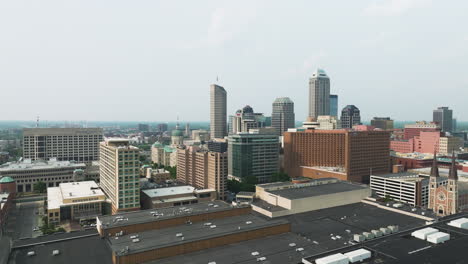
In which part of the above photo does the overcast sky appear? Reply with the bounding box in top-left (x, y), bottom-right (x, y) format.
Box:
top-left (1, 0), bottom-right (467, 122)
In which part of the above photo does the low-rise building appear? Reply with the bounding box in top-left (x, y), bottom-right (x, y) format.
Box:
top-left (47, 181), bottom-right (106, 224)
top-left (0, 158), bottom-right (88, 192)
top-left (145, 168), bottom-right (171, 184)
top-left (0, 176), bottom-right (16, 228)
top-left (140, 185), bottom-right (216, 209)
top-left (251, 178), bottom-right (370, 217)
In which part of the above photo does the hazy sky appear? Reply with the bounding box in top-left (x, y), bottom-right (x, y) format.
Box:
top-left (1, 0), bottom-right (467, 122)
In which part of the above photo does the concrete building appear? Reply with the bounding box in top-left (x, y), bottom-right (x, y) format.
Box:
top-left (403, 121), bottom-right (440, 140)
top-left (0, 176), bottom-right (16, 229)
top-left (340, 105), bottom-right (361, 129)
top-left (251, 178), bottom-right (370, 218)
top-left (284, 129), bottom-right (390, 183)
top-left (316, 115), bottom-right (340, 130)
top-left (309, 69), bottom-right (330, 119)
top-left (272, 97), bottom-right (295, 135)
top-left (22, 128), bottom-right (103, 162)
top-left (177, 146), bottom-right (228, 199)
top-left (145, 168), bottom-right (171, 184)
top-left (210, 84), bottom-right (227, 139)
top-left (228, 131), bottom-right (280, 183)
top-left (157, 123), bottom-right (168, 132)
top-left (0, 159), bottom-right (88, 192)
top-left (433, 106), bottom-right (453, 132)
top-left (370, 171), bottom-right (447, 207)
top-left (137, 124), bottom-right (149, 132)
top-left (191, 129), bottom-right (210, 142)
top-left (100, 139), bottom-right (140, 214)
top-left (329, 94), bottom-right (338, 117)
top-left (170, 123), bottom-right (184, 146)
top-left (390, 131), bottom-right (463, 155)
top-left (207, 139), bottom-right (228, 153)
top-left (229, 105), bottom-right (267, 134)
top-left (140, 185), bottom-right (216, 209)
top-left (47, 181), bottom-right (106, 224)
top-left (371, 117), bottom-right (394, 130)
top-left (151, 142), bottom-right (177, 167)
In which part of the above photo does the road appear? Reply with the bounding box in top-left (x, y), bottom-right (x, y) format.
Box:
top-left (5, 201), bottom-right (43, 240)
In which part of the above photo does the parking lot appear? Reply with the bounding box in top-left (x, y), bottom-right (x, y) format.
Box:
top-left (5, 201), bottom-right (43, 240)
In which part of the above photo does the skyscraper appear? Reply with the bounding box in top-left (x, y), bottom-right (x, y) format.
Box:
top-left (308, 69), bottom-right (330, 119)
top-left (433, 107), bottom-right (453, 132)
top-left (100, 139), bottom-right (140, 214)
top-left (272, 97), bottom-right (295, 136)
top-left (210, 84), bottom-right (227, 139)
top-left (329, 94), bottom-right (338, 117)
top-left (371, 117), bottom-right (394, 130)
top-left (340, 105), bottom-right (361, 129)
top-left (230, 105), bottom-right (266, 134)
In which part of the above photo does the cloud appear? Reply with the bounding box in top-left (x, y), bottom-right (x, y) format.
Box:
top-left (364, 0), bottom-right (431, 16)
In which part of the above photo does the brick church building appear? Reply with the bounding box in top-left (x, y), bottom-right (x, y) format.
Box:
top-left (428, 152), bottom-right (468, 216)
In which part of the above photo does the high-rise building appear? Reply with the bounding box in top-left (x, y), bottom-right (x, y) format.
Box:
top-left (433, 107), bottom-right (453, 132)
top-left (230, 105), bottom-right (267, 134)
top-left (210, 84), bottom-right (227, 139)
top-left (371, 117), bottom-right (394, 130)
top-left (272, 97), bottom-right (295, 136)
top-left (284, 129), bottom-right (390, 183)
top-left (138, 124), bottom-right (149, 132)
top-left (308, 69), bottom-right (330, 119)
top-left (184, 123), bottom-right (190, 138)
top-left (329, 94), bottom-right (338, 117)
top-left (22, 128), bottom-right (103, 162)
top-left (100, 139), bottom-right (140, 214)
top-left (340, 105), bottom-right (361, 129)
top-left (228, 131), bottom-right (280, 183)
top-left (157, 123), bottom-right (168, 133)
top-left (452, 118), bottom-right (457, 132)
top-left (176, 146), bottom-right (228, 199)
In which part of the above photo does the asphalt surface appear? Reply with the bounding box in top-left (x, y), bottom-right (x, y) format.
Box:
top-left (6, 201), bottom-right (43, 240)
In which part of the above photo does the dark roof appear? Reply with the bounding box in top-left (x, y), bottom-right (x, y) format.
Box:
top-left (430, 151), bottom-right (440, 177)
top-left (269, 181), bottom-right (367, 200)
top-left (108, 214), bottom-right (289, 256)
top-left (449, 151), bottom-right (458, 180)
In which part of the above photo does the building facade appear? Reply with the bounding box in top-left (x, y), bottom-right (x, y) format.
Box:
top-left (271, 97), bottom-right (295, 136)
top-left (371, 117), bottom-right (394, 130)
top-left (329, 94), bottom-right (338, 117)
top-left (23, 128), bottom-right (103, 162)
top-left (340, 105), bottom-right (361, 129)
top-left (284, 129), bottom-right (390, 183)
top-left (0, 159), bottom-right (87, 192)
top-left (229, 105), bottom-right (267, 134)
top-left (433, 107), bottom-right (453, 132)
top-left (308, 69), bottom-right (330, 119)
top-left (100, 139), bottom-right (140, 214)
top-left (210, 84), bottom-right (227, 139)
top-left (227, 131), bottom-right (280, 183)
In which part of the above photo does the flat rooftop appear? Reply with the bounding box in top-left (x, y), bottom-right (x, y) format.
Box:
top-left (0, 159), bottom-right (86, 171)
top-left (410, 167), bottom-right (468, 180)
top-left (257, 178), bottom-right (336, 189)
top-left (141, 185), bottom-right (195, 198)
top-left (108, 214), bottom-right (289, 256)
top-left (97, 201), bottom-right (243, 229)
top-left (47, 181), bottom-right (105, 210)
top-left (269, 181), bottom-right (368, 200)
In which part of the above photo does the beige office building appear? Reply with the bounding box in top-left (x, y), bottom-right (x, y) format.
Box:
top-left (100, 139), bottom-right (140, 214)
top-left (210, 84), bottom-right (227, 139)
top-left (177, 146), bottom-right (228, 200)
top-left (23, 128), bottom-right (103, 162)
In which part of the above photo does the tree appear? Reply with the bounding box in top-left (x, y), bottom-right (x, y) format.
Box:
top-left (227, 176), bottom-right (258, 194)
top-left (270, 172), bottom-right (290, 182)
top-left (34, 181), bottom-right (47, 193)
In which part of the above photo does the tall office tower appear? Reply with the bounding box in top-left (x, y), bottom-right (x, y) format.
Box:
top-left (184, 123), bottom-right (191, 138)
top-left (272, 97), bottom-right (295, 136)
top-left (433, 107), bottom-right (453, 132)
top-left (308, 69), bottom-right (330, 119)
top-left (371, 117), bottom-right (394, 130)
top-left (138, 124), bottom-right (149, 132)
top-left (210, 84), bottom-right (227, 139)
top-left (157, 123), bottom-right (168, 133)
top-left (453, 118), bottom-right (457, 132)
top-left (284, 129), bottom-right (390, 183)
top-left (230, 105), bottom-right (267, 134)
top-left (22, 128), bottom-right (103, 162)
top-left (100, 139), bottom-right (140, 214)
top-left (227, 131), bottom-right (280, 183)
top-left (176, 146), bottom-right (227, 199)
top-left (329, 94), bottom-right (338, 117)
top-left (340, 105), bottom-right (361, 129)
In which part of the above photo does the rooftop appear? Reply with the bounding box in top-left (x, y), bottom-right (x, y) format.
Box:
top-left (0, 159), bottom-right (86, 172)
top-left (97, 201), bottom-right (241, 229)
top-left (141, 185), bottom-right (195, 198)
top-left (108, 214), bottom-right (289, 256)
top-left (410, 167), bottom-right (468, 180)
top-left (47, 181), bottom-right (105, 210)
top-left (268, 181), bottom-right (368, 200)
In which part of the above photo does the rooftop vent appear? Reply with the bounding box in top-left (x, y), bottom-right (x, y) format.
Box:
top-left (251, 252), bottom-right (260, 256)
top-left (52, 250), bottom-right (60, 256)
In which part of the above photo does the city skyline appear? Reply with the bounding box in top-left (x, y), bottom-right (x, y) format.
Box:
top-left (1, 1), bottom-right (468, 122)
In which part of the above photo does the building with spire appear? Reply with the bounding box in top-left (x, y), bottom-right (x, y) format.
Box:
top-left (428, 151), bottom-right (468, 216)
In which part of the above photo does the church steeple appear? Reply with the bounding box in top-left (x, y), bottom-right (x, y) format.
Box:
top-left (430, 150), bottom-right (439, 177)
top-left (449, 150), bottom-right (458, 180)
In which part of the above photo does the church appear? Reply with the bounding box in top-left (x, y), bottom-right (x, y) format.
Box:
top-left (428, 152), bottom-right (468, 216)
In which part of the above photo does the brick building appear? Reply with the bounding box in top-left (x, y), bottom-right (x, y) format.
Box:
top-left (284, 129), bottom-right (390, 183)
